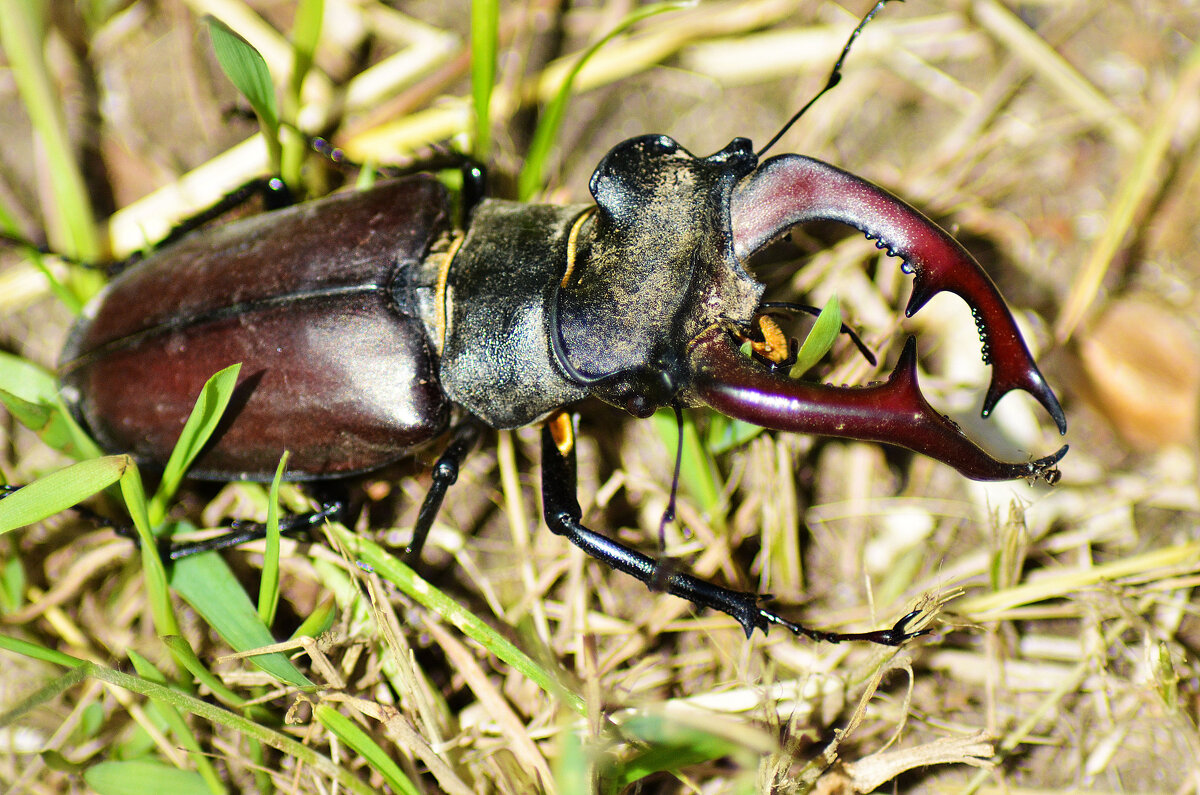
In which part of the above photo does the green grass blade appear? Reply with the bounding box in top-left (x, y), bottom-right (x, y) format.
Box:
top-left (0, 353), bottom-right (100, 457)
top-left (0, 388), bottom-right (53, 438)
top-left (49, 397), bottom-right (105, 460)
top-left (160, 635), bottom-right (255, 713)
top-left (85, 760), bottom-right (213, 795)
top-left (329, 523), bottom-right (585, 716)
top-left (556, 729), bottom-right (589, 793)
top-left (289, 0), bottom-right (324, 95)
top-left (0, 352), bottom-right (103, 459)
top-left (704, 296), bottom-right (844, 456)
top-left (0, 350), bottom-right (61, 404)
top-left (120, 464), bottom-right (179, 637)
top-left (0, 0), bottom-right (99, 269)
top-left (518, 1), bottom-right (687, 200)
top-left (0, 456), bottom-right (130, 534)
top-left (470, 0), bottom-right (499, 159)
top-left (150, 364), bottom-right (242, 526)
top-left (704, 416), bottom-right (765, 454)
top-left (171, 552), bottom-right (314, 689)
top-left (291, 596), bottom-right (336, 640)
top-left (607, 714), bottom-right (749, 792)
top-left (789, 294), bottom-right (842, 379)
top-left (258, 452), bottom-right (289, 626)
top-left (651, 410), bottom-right (724, 529)
top-left (0, 664), bottom-right (87, 728)
top-left (0, 633), bottom-right (86, 669)
top-left (3, 663), bottom-right (373, 793)
top-left (205, 16), bottom-right (282, 175)
top-left (0, 204), bottom-right (84, 312)
top-left (0, 557), bottom-right (26, 614)
top-left (127, 650), bottom-right (227, 795)
top-left (314, 704), bottom-right (420, 795)
top-left (281, 0), bottom-right (324, 188)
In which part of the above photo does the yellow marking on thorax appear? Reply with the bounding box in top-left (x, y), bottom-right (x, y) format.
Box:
top-left (560, 207), bottom-right (596, 288)
top-left (434, 232), bottom-right (466, 355)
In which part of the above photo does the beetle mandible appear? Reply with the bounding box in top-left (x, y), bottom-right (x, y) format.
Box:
top-left (56, 3), bottom-right (1067, 644)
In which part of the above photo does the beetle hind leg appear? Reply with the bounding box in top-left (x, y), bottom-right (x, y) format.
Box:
top-left (540, 416), bottom-right (922, 644)
top-left (166, 499), bottom-right (345, 560)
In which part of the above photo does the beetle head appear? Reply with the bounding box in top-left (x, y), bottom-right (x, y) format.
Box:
top-left (554, 134), bottom-right (1067, 482)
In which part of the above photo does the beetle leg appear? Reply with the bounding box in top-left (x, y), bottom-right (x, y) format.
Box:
top-left (163, 415), bottom-right (478, 561)
top-left (407, 421), bottom-right (482, 558)
top-left (309, 138), bottom-right (487, 227)
top-left (164, 501), bottom-right (345, 560)
top-left (540, 414), bottom-right (925, 643)
top-left (141, 176), bottom-right (294, 268)
top-left (731, 154), bottom-right (1066, 435)
top-left (3, 176), bottom-right (298, 276)
top-left (690, 326), bottom-right (1066, 482)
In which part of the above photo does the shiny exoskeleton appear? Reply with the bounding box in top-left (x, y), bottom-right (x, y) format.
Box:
top-left (58, 128), bottom-right (1066, 643)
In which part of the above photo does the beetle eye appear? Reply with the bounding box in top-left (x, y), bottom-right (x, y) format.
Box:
top-left (618, 364), bottom-right (678, 418)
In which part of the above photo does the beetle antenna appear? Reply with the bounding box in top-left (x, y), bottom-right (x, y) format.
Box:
top-left (756, 0), bottom-right (895, 159)
top-left (657, 404), bottom-right (686, 551)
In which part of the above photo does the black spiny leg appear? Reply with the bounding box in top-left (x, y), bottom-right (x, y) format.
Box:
top-left (167, 420), bottom-right (479, 561)
top-left (407, 422), bottom-right (481, 558)
top-left (165, 495), bottom-right (346, 560)
top-left (540, 413), bottom-right (927, 645)
top-left (308, 138), bottom-right (487, 228)
top-left (1, 482), bottom-right (345, 560)
top-left (0, 175), bottom-right (293, 277)
top-left (151, 176), bottom-right (294, 252)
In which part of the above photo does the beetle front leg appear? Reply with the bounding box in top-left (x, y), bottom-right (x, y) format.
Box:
top-left (731, 154), bottom-right (1067, 435)
top-left (407, 421), bottom-right (482, 558)
top-left (689, 327), bottom-right (1066, 482)
top-left (540, 414), bottom-right (924, 644)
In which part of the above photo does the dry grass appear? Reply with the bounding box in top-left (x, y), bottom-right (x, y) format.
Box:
top-left (2, 1), bottom-right (1199, 793)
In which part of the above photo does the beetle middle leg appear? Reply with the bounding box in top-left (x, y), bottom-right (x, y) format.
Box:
top-left (309, 138), bottom-right (488, 227)
top-left (144, 176), bottom-right (294, 261)
top-left (153, 418), bottom-right (477, 560)
top-left (540, 413), bottom-right (924, 645)
top-left (0, 175), bottom-right (294, 279)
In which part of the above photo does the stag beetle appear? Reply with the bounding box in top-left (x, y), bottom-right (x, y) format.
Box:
top-left (53, 5), bottom-right (1067, 644)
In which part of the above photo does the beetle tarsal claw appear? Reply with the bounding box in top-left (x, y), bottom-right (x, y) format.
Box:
top-left (757, 602), bottom-right (929, 646)
top-left (690, 328), bottom-right (1064, 482)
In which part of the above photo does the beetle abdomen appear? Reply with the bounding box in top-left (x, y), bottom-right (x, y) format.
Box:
top-left (60, 178), bottom-right (454, 480)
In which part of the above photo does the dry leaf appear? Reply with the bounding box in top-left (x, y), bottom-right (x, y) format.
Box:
top-left (1078, 297), bottom-right (1200, 450)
